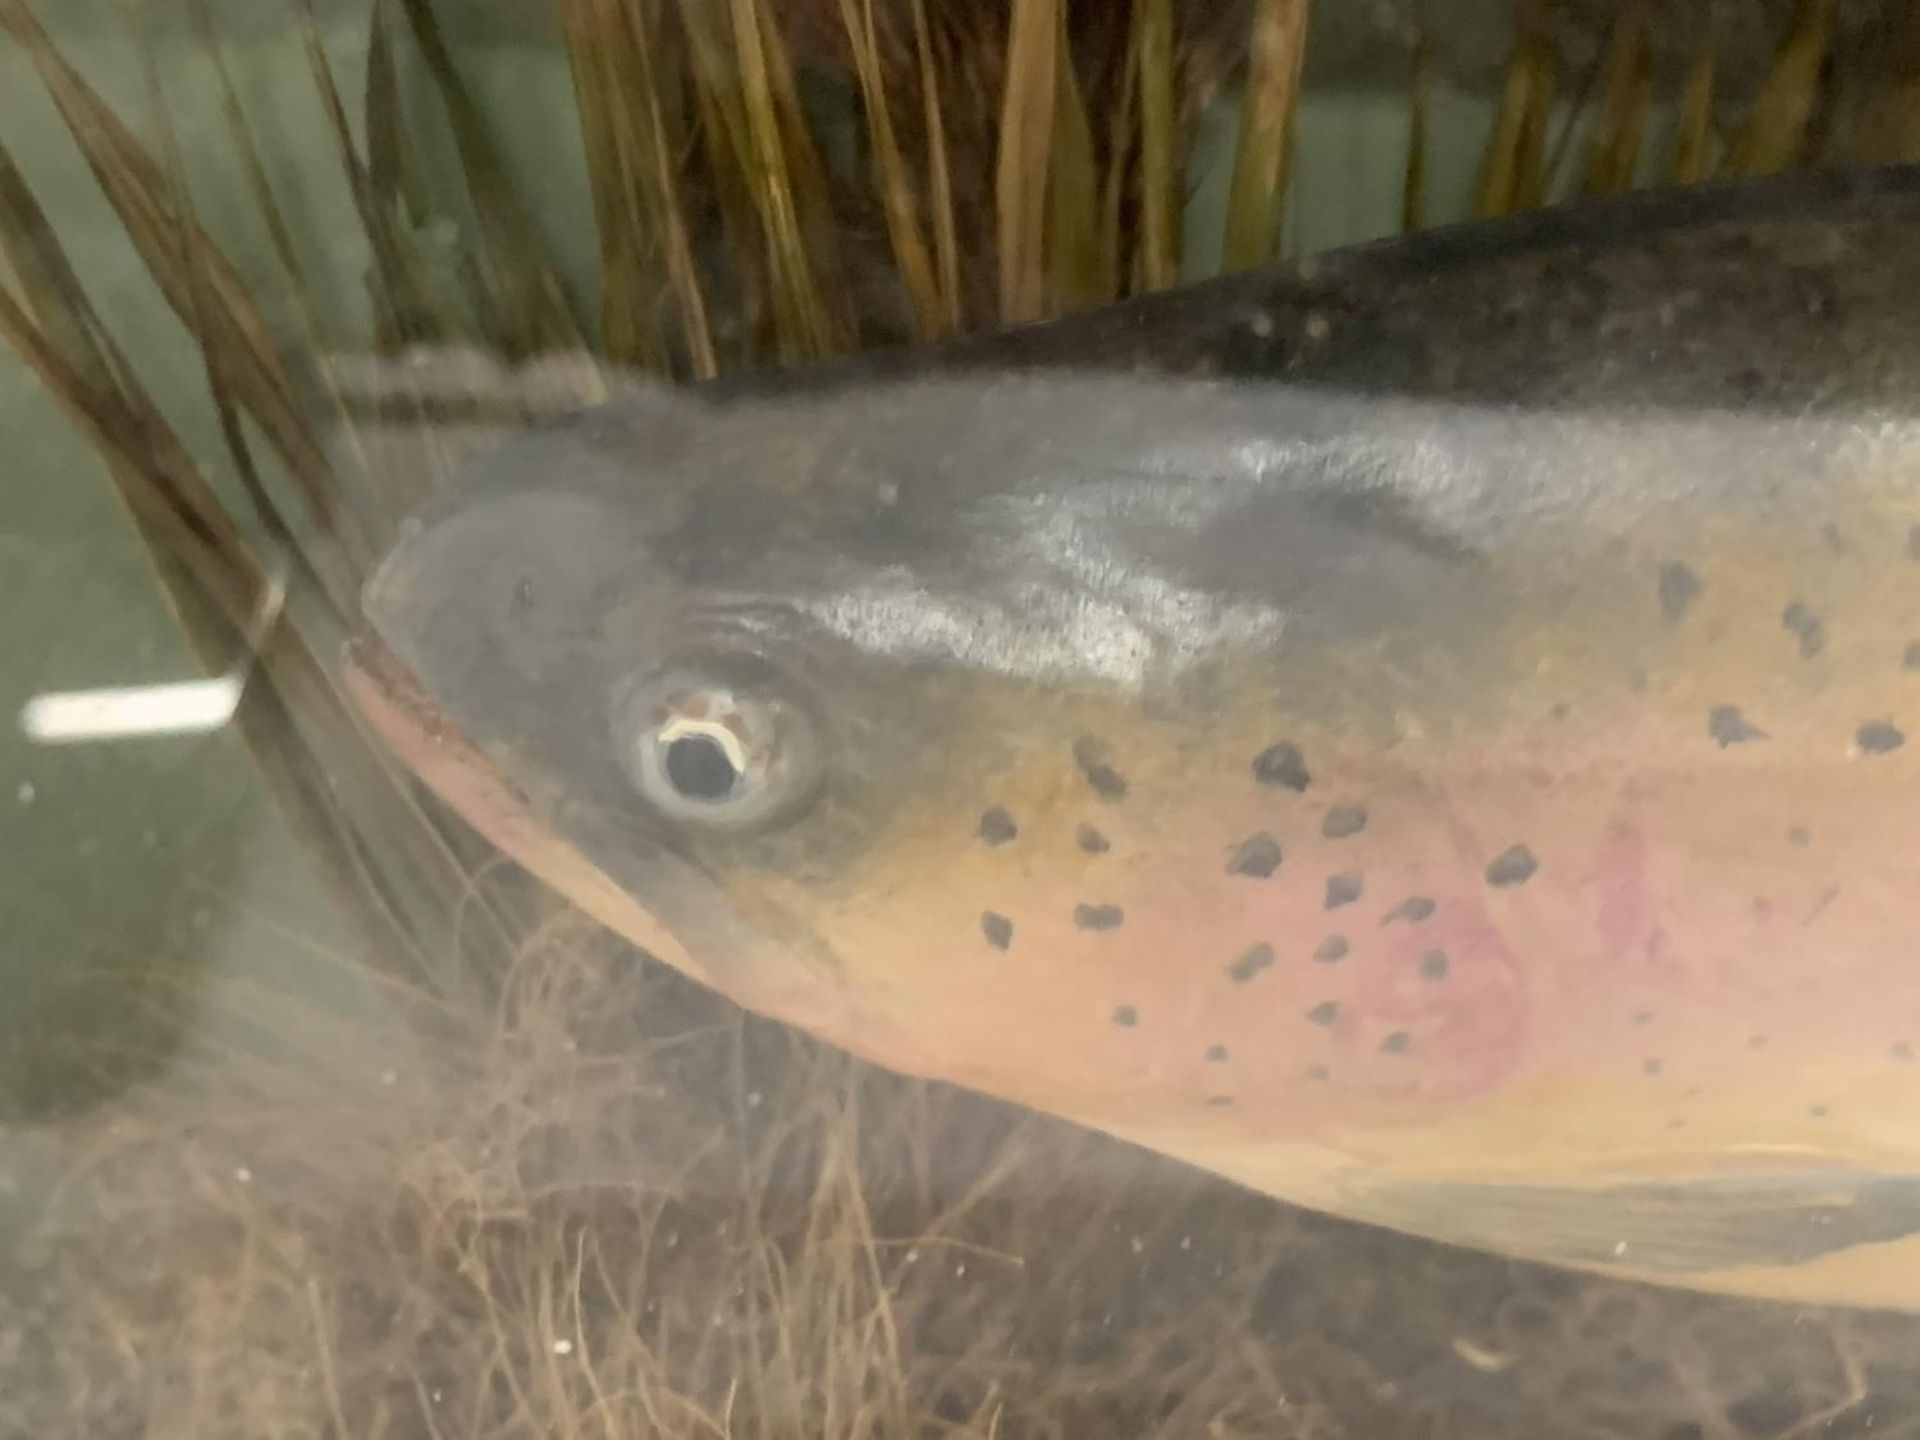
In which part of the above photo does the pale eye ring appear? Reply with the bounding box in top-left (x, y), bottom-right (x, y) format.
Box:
top-left (616, 665), bottom-right (820, 831)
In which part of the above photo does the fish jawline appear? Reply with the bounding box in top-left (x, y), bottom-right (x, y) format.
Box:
top-left (339, 634), bottom-right (707, 984)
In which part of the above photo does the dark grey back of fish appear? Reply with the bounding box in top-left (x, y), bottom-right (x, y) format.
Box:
top-left (376, 166), bottom-right (1920, 766)
top-left (716, 165), bottom-right (1920, 415)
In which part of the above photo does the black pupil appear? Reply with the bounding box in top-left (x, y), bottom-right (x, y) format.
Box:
top-left (664, 733), bottom-right (740, 802)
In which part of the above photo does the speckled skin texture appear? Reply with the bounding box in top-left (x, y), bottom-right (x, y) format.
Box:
top-left (354, 167), bottom-right (1920, 1309)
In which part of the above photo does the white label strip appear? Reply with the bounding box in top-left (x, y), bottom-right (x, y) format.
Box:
top-left (19, 676), bottom-right (243, 744)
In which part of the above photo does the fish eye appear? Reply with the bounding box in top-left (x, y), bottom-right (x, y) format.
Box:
top-left (615, 663), bottom-right (821, 831)
top-left (662, 730), bottom-right (741, 802)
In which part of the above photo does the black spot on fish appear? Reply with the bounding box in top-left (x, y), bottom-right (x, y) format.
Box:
top-left (1321, 804), bottom-right (1368, 839)
top-left (1485, 844), bottom-right (1539, 888)
top-left (1205, 1043), bottom-right (1230, 1063)
top-left (1074, 738), bottom-right (1129, 800)
top-left (1858, 721), bottom-right (1906, 754)
top-left (1782, 602), bottom-right (1826, 659)
top-left (1205, 1095), bottom-right (1236, 1108)
top-left (1909, 523), bottom-right (1920, 560)
top-left (981, 913), bottom-right (1013, 950)
top-left (1306, 1064), bottom-right (1330, 1082)
top-left (1730, 366), bottom-right (1765, 401)
top-left (1074, 903), bottom-right (1124, 932)
top-left (1709, 704), bottom-right (1768, 746)
top-left (1380, 1031), bottom-right (1412, 1055)
top-left (1313, 935), bottom-right (1349, 964)
top-left (1810, 1104), bottom-right (1829, 1119)
top-left (1384, 895), bottom-right (1436, 925)
top-left (1253, 742), bottom-right (1311, 792)
top-left (1325, 872), bottom-right (1363, 909)
top-left (1788, 826), bottom-right (1811, 848)
top-left (978, 807), bottom-right (1017, 846)
top-left (1228, 944), bottom-right (1276, 984)
top-left (1905, 642), bottom-right (1920, 673)
top-left (1307, 1001), bottom-right (1340, 1027)
top-left (1420, 949), bottom-right (1449, 979)
top-left (1894, 1041), bottom-right (1914, 1063)
top-left (1076, 824), bottom-right (1111, 854)
top-left (1631, 1009), bottom-right (1655, 1026)
top-left (1822, 523), bottom-right (1850, 555)
top-left (1644, 1058), bottom-right (1664, 1076)
top-left (1749, 1034), bottom-right (1770, 1050)
top-left (1658, 562), bottom-right (1702, 622)
top-left (1112, 1005), bottom-right (1139, 1028)
top-left (1226, 832), bottom-right (1283, 878)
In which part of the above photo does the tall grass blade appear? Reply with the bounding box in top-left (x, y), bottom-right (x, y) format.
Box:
top-left (1132, 0), bottom-right (1180, 290)
top-left (392, 0), bottom-right (584, 355)
top-left (557, 0), bottom-right (648, 367)
top-left (1814, 4), bottom-right (1920, 165)
top-left (365, 3), bottom-right (432, 232)
top-left (138, 35), bottom-right (308, 577)
top-left (626, 0), bottom-right (719, 377)
top-left (1670, 9), bottom-right (1721, 182)
top-left (1474, 1), bottom-right (1557, 216)
top-left (910, 0), bottom-right (962, 333)
top-left (677, 0), bottom-right (776, 362)
top-left (747, 0), bottom-right (853, 347)
top-left (729, 0), bottom-right (840, 358)
top-left (1582, 2), bottom-right (1650, 195)
top-left (1101, 16), bottom-right (1140, 299)
top-left (1511, 14), bottom-right (1558, 210)
top-left (287, 0), bottom-right (458, 351)
top-left (557, 0), bottom-right (710, 375)
top-left (1873, 17), bottom-right (1920, 162)
top-left (367, 0), bottom-right (511, 354)
top-left (997, 0), bottom-right (1058, 322)
top-left (679, 0), bottom-right (839, 361)
top-left (839, 0), bottom-right (946, 338)
top-left (0, 271), bottom-right (429, 980)
top-left (1726, 0), bottom-right (1834, 177)
top-left (0, 298), bottom-right (507, 1010)
top-left (0, 18), bottom-right (523, 1005)
top-left (1046, 2), bottom-right (1107, 312)
top-left (1475, 29), bottom-right (1532, 212)
top-left (0, 148), bottom-right (218, 546)
top-left (0, 0), bottom-right (360, 577)
top-left (185, 0), bottom-right (330, 352)
top-left (1402, 28), bottom-right (1431, 233)
top-left (1220, 0), bottom-right (1309, 271)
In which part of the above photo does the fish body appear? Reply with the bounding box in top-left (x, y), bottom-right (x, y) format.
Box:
top-left (350, 167), bottom-right (1920, 1310)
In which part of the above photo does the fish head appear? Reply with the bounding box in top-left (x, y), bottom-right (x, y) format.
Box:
top-left (349, 370), bottom-right (1526, 1140)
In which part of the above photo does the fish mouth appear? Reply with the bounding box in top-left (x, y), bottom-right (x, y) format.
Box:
top-left (340, 633), bottom-right (708, 983)
top-left (341, 633), bottom-right (888, 1049)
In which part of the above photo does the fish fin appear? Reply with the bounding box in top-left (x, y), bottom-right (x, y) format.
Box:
top-left (1344, 1172), bottom-right (1920, 1276)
